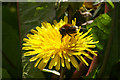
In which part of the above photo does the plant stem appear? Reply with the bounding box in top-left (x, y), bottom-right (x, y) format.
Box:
top-left (68, 5), bottom-right (73, 24)
top-left (59, 67), bottom-right (66, 80)
top-left (17, 2), bottom-right (22, 48)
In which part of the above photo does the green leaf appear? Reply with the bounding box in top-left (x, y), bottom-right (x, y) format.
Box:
top-left (86, 14), bottom-right (111, 50)
top-left (2, 5), bottom-right (21, 78)
top-left (68, 2), bottom-right (83, 14)
top-left (96, 3), bottom-right (120, 79)
top-left (100, 2), bottom-right (120, 78)
top-left (22, 56), bottom-right (46, 78)
top-left (0, 68), bottom-right (1, 79)
top-left (106, 0), bottom-right (115, 8)
top-left (2, 68), bottom-right (11, 78)
top-left (55, 2), bottom-right (68, 19)
top-left (19, 2), bottom-right (56, 40)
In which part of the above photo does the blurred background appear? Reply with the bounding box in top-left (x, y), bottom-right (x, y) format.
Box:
top-left (2, 2), bottom-right (120, 80)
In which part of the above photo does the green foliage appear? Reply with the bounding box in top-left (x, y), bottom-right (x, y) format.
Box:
top-left (86, 14), bottom-right (111, 50)
top-left (106, 0), bottom-right (115, 8)
top-left (2, 4), bottom-right (21, 78)
top-left (99, 3), bottom-right (120, 78)
top-left (86, 3), bottom-right (120, 79)
top-left (19, 2), bottom-right (56, 40)
top-left (2, 68), bottom-right (11, 78)
top-left (22, 56), bottom-right (46, 78)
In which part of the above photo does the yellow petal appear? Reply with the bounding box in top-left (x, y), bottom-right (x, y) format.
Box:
top-left (64, 16), bottom-right (68, 24)
top-left (22, 43), bottom-right (30, 46)
top-left (51, 54), bottom-right (55, 58)
top-left (36, 26), bottom-right (41, 31)
top-left (27, 34), bottom-right (33, 38)
top-left (72, 18), bottom-right (76, 26)
top-left (86, 49), bottom-right (97, 56)
top-left (63, 54), bottom-right (66, 59)
top-left (23, 38), bottom-right (29, 42)
top-left (48, 54), bottom-right (58, 69)
top-left (85, 45), bottom-right (96, 48)
top-left (43, 56), bottom-right (51, 63)
top-left (76, 55), bottom-right (89, 66)
top-left (65, 59), bottom-right (71, 70)
top-left (41, 21), bottom-right (48, 28)
top-left (24, 51), bottom-right (39, 56)
top-left (38, 60), bottom-right (47, 70)
top-left (54, 55), bottom-right (58, 66)
top-left (69, 52), bottom-right (82, 55)
top-left (48, 58), bottom-right (55, 69)
top-left (29, 53), bottom-right (42, 62)
top-left (30, 29), bottom-right (38, 34)
top-left (56, 56), bottom-right (60, 70)
top-left (34, 58), bottom-right (42, 67)
top-left (61, 57), bottom-right (64, 67)
top-left (47, 23), bottom-right (52, 29)
top-left (79, 28), bottom-right (92, 39)
top-left (63, 54), bottom-right (70, 62)
top-left (53, 20), bottom-right (57, 25)
top-left (69, 56), bottom-right (79, 70)
top-left (22, 47), bottom-right (33, 50)
top-left (80, 51), bottom-right (93, 60)
top-left (80, 56), bottom-right (89, 66)
top-left (58, 51), bottom-right (62, 58)
top-left (85, 41), bottom-right (99, 44)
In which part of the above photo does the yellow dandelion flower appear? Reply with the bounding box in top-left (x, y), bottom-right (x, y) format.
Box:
top-left (22, 16), bottom-right (99, 71)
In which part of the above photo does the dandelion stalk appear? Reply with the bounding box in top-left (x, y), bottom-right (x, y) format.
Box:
top-left (59, 67), bottom-right (66, 80)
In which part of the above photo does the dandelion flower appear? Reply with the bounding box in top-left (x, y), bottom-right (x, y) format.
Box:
top-left (22, 16), bottom-right (99, 71)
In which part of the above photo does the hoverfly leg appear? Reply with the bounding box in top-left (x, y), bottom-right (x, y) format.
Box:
top-left (68, 33), bottom-right (72, 37)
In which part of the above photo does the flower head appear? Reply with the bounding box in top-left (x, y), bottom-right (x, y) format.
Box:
top-left (22, 16), bottom-right (99, 71)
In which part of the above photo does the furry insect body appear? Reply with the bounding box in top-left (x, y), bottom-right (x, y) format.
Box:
top-left (59, 24), bottom-right (79, 37)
